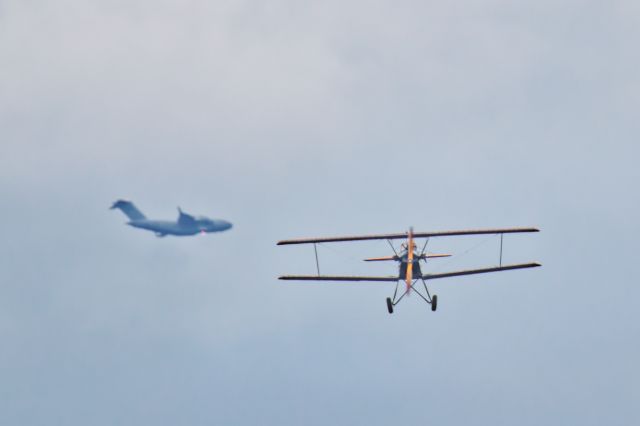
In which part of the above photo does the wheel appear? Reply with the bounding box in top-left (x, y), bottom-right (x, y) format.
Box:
top-left (431, 294), bottom-right (438, 312)
top-left (386, 297), bottom-right (394, 314)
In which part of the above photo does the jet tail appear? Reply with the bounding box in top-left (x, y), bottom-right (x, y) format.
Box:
top-left (110, 200), bottom-right (146, 221)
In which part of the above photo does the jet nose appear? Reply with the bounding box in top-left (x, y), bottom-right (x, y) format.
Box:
top-left (223, 221), bottom-right (233, 230)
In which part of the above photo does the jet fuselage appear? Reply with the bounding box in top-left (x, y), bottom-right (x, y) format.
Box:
top-left (111, 200), bottom-right (232, 237)
top-left (128, 218), bottom-right (232, 236)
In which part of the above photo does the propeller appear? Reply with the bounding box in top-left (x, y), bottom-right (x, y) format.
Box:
top-left (405, 227), bottom-right (414, 292)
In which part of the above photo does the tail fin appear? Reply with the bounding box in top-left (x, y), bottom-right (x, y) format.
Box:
top-left (110, 200), bottom-right (146, 221)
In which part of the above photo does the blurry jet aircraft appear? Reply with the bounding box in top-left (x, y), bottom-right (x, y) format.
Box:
top-left (110, 200), bottom-right (232, 237)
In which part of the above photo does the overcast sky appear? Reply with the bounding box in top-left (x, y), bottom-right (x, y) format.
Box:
top-left (1, 0), bottom-right (639, 425)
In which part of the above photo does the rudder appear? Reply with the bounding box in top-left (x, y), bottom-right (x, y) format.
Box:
top-left (110, 200), bottom-right (146, 221)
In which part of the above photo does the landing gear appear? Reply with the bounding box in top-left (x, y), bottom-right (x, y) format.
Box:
top-left (386, 280), bottom-right (436, 313)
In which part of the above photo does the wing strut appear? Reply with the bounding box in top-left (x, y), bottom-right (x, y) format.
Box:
top-left (499, 234), bottom-right (503, 267)
top-left (314, 243), bottom-right (321, 275)
top-left (420, 238), bottom-right (430, 257)
top-left (386, 239), bottom-right (399, 257)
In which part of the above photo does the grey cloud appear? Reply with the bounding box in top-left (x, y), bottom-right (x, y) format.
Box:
top-left (1, 1), bottom-right (639, 425)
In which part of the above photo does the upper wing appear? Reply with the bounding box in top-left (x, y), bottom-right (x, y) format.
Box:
top-left (422, 262), bottom-right (541, 281)
top-left (277, 227), bottom-right (539, 245)
top-left (279, 275), bottom-right (398, 282)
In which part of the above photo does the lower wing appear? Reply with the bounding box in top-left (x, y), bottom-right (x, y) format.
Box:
top-left (278, 263), bottom-right (540, 283)
top-left (422, 263), bottom-right (541, 281)
top-left (279, 275), bottom-right (398, 282)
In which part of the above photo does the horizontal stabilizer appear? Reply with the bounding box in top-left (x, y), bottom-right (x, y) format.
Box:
top-left (364, 256), bottom-right (397, 262)
top-left (364, 254), bottom-right (450, 261)
top-left (424, 253), bottom-right (452, 259)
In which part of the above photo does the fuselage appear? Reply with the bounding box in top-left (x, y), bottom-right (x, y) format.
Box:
top-left (397, 251), bottom-right (423, 279)
top-left (128, 218), bottom-right (232, 236)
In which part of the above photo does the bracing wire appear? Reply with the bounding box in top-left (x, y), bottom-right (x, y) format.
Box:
top-left (426, 234), bottom-right (498, 274)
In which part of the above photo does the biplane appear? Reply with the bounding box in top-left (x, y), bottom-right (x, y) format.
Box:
top-left (278, 227), bottom-right (540, 313)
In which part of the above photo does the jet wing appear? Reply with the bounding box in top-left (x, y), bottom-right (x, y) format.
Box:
top-left (277, 228), bottom-right (539, 245)
top-left (421, 263), bottom-right (541, 281)
top-left (279, 275), bottom-right (398, 282)
top-left (177, 208), bottom-right (197, 226)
